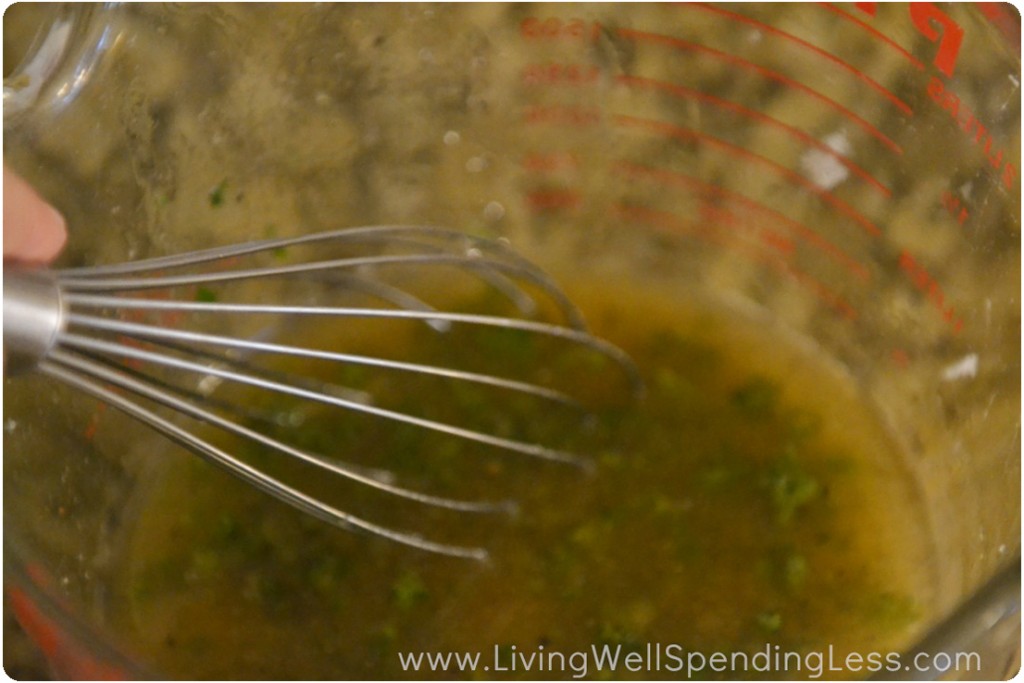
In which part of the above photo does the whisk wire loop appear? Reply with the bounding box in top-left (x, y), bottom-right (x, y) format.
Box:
top-left (59, 331), bottom-right (591, 465)
top-left (40, 356), bottom-right (491, 561)
top-left (5, 227), bottom-right (643, 557)
top-left (66, 313), bottom-right (584, 408)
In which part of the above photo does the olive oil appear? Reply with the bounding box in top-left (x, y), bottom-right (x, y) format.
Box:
top-left (111, 282), bottom-right (935, 680)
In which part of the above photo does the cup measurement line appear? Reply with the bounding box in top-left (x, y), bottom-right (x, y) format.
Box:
top-left (612, 171), bottom-right (961, 334)
top-left (525, 188), bottom-right (583, 211)
top-left (518, 158), bottom-right (872, 284)
top-left (818, 2), bottom-right (926, 70)
top-left (616, 74), bottom-right (892, 199)
top-left (522, 152), bottom-right (580, 173)
top-left (612, 114), bottom-right (884, 238)
top-left (614, 28), bottom-right (902, 155)
top-left (609, 160), bottom-right (872, 283)
top-left (682, 3), bottom-right (914, 116)
top-left (612, 203), bottom-right (859, 321)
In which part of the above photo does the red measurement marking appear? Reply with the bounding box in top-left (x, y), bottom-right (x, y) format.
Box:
top-left (526, 188), bottom-right (583, 211)
top-left (890, 348), bottom-right (910, 368)
top-left (615, 203), bottom-right (857, 321)
top-left (9, 578), bottom-right (129, 680)
top-left (83, 401), bottom-right (108, 442)
top-left (685, 3), bottom-right (913, 116)
top-left (217, 255), bottom-right (243, 270)
top-left (115, 335), bottom-right (148, 371)
top-left (854, 3), bottom-right (967, 75)
top-left (978, 3), bottom-right (1021, 55)
top-left (520, 17), bottom-right (601, 41)
top-left (523, 105), bottom-right (602, 127)
top-left (940, 190), bottom-right (969, 228)
top-left (613, 161), bottom-right (871, 282)
top-left (615, 28), bottom-right (902, 155)
top-left (522, 63), bottom-right (601, 87)
top-left (757, 226), bottom-right (796, 255)
top-left (908, 4), bottom-right (965, 77)
top-left (617, 74), bottom-right (891, 198)
top-left (698, 202), bottom-right (796, 255)
top-left (898, 250), bottom-right (964, 334)
top-left (159, 310), bottom-right (186, 327)
top-left (522, 152), bottom-right (580, 172)
top-left (926, 77), bottom-right (1018, 191)
top-left (819, 3), bottom-right (925, 70)
top-left (613, 114), bottom-right (882, 238)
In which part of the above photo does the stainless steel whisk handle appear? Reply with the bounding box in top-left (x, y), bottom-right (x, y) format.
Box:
top-left (3, 269), bottom-right (65, 374)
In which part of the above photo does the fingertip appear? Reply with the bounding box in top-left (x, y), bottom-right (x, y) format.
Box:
top-left (7, 202), bottom-right (67, 263)
top-left (36, 203), bottom-right (68, 260)
top-left (4, 165), bottom-right (68, 264)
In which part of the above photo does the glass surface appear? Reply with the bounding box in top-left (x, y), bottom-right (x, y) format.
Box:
top-left (3, 4), bottom-right (1019, 679)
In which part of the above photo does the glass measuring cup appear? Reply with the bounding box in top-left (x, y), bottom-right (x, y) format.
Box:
top-left (3, 3), bottom-right (1019, 678)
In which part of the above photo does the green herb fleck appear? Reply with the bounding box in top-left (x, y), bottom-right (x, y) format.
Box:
top-left (698, 462), bottom-right (739, 490)
top-left (731, 376), bottom-right (779, 418)
top-left (783, 553), bottom-right (808, 590)
top-left (368, 624), bottom-right (399, 660)
top-left (195, 287), bottom-right (218, 303)
top-left (596, 621), bottom-right (644, 652)
top-left (209, 179), bottom-right (228, 207)
top-left (863, 592), bottom-right (920, 631)
top-left (213, 514), bottom-right (240, 542)
top-left (392, 570), bottom-right (428, 610)
top-left (187, 549), bottom-right (221, 581)
top-left (765, 454), bottom-right (821, 523)
top-left (307, 556), bottom-right (349, 595)
top-left (263, 224), bottom-right (288, 259)
top-left (756, 611), bottom-right (783, 634)
top-left (598, 450), bottom-right (625, 470)
top-left (242, 573), bottom-right (287, 612)
top-left (786, 410), bottom-right (821, 442)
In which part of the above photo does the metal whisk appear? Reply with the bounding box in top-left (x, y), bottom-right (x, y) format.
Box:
top-left (3, 226), bottom-right (640, 560)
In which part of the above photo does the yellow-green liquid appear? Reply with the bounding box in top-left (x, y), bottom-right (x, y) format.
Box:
top-left (110, 282), bottom-right (935, 679)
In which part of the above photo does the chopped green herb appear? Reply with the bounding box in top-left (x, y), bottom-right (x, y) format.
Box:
top-left (470, 326), bottom-right (536, 364)
top-left (652, 366), bottom-right (702, 406)
top-left (186, 549), bottom-right (221, 581)
top-left (697, 462), bottom-right (738, 490)
top-left (242, 573), bottom-right (287, 612)
top-left (596, 621), bottom-right (644, 652)
top-left (756, 611), bottom-right (783, 634)
top-left (368, 624), bottom-right (399, 661)
top-left (863, 592), bottom-right (920, 631)
top-left (783, 553), bottom-right (808, 590)
top-left (262, 225), bottom-right (288, 259)
top-left (391, 570), bottom-right (428, 610)
top-left (765, 453), bottom-right (821, 523)
top-left (598, 449), bottom-right (625, 470)
top-left (570, 520), bottom-right (606, 549)
top-left (786, 410), bottom-right (822, 442)
top-left (731, 376), bottom-right (779, 418)
top-left (307, 556), bottom-right (349, 595)
top-left (213, 514), bottom-right (240, 542)
top-left (195, 287), bottom-right (218, 303)
top-left (209, 179), bottom-right (228, 207)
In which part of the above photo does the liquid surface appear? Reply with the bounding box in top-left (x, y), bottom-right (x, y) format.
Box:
top-left (107, 281), bottom-right (935, 680)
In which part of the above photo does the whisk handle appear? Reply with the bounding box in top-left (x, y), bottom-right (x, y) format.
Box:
top-left (3, 269), bottom-right (64, 373)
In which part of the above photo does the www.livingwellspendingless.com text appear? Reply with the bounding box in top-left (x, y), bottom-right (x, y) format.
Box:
top-left (398, 642), bottom-right (981, 679)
